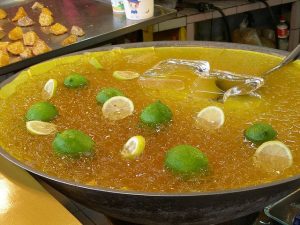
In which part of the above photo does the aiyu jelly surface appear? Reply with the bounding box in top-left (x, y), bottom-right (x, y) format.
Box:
top-left (0, 47), bottom-right (299, 192)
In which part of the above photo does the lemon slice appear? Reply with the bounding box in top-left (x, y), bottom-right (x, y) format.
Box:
top-left (121, 136), bottom-right (145, 159)
top-left (102, 96), bottom-right (134, 121)
top-left (113, 71), bottom-right (140, 80)
top-left (253, 141), bottom-right (293, 172)
top-left (42, 79), bottom-right (57, 100)
top-left (26, 121), bottom-right (57, 135)
top-left (88, 57), bottom-right (103, 70)
top-left (195, 106), bottom-right (225, 129)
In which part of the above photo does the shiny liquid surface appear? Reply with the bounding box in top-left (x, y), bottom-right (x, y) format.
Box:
top-left (0, 47), bottom-right (299, 193)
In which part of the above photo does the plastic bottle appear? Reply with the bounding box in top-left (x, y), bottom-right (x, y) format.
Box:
top-left (277, 16), bottom-right (289, 50)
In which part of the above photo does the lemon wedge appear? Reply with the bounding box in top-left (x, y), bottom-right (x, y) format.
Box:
top-left (88, 57), bottom-right (103, 70)
top-left (102, 96), bottom-right (134, 121)
top-left (253, 141), bottom-right (293, 172)
top-left (121, 136), bottom-right (145, 159)
top-left (195, 106), bottom-right (225, 129)
top-left (42, 79), bottom-right (57, 100)
top-left (26, 121), bottom-right (57, 135)
top-left (113, 71), bottom-right (140, 80)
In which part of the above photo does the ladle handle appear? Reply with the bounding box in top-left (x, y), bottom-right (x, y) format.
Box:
top-left (263, 44), bottom-right (300, 76)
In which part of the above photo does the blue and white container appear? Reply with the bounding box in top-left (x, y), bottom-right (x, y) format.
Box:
top-left (123, 0), bottom-right (154, 20)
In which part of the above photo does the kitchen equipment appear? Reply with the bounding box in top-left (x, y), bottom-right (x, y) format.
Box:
top-left (141, 44), bottom-right (300, 103)
top-left (219, 44), bottom-right (300, 102)
top-left (265, 188), bottom-right (300, 225)
top-left (0, 41), bottom-right (299, 225)
top-left (0, 0), bottom-right (176, 75)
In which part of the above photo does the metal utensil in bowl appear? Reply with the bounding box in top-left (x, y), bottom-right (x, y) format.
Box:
top-left (142, 44), bottom-right (300, 103)
top-left (0, 42), bottom-right (299, 225)
top-left (221, 44), bottom-right (300, 102)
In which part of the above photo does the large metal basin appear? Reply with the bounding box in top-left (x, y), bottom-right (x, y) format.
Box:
top-left (0, 41), bottom-right (299, 225)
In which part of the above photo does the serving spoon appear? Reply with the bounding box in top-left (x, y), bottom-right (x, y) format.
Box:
top-left (219, 44), bottom-right (300, 102)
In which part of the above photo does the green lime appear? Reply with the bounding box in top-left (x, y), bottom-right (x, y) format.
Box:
top-left (140, 100), bottom-right (172, 127)
top-left (52, 129), bottom-right (94, 157)
top-left (96, 87), bottom-right (124, 104)
top-left (64, 73), bottom-right (88, 88)
top-left (165, 145), bottom-right (209, 176)
top-left (245, 122), bottom-right (277, 145)
top-left (26, 102), bottom-right (58, 122)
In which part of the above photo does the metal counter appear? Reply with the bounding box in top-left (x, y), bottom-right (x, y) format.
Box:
top-left (0, 0), bottom-right (176, 75)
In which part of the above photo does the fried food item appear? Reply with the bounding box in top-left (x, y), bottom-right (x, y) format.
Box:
top-left (8, 27), bottom-right (23, 41)
top-left (12, 7), bottom-right (27, 22)
top-left (39, 13), bottom-right (54, 26)
top-left (32, 39), bottom-right (51, 55)
top-left (0, 8), bottom-right (7, 19)
top-left (50, 23), bottom-right (68, 35)
top-left (70, 26), bottom-right (85, 37)
top-left (20, 47), bottom-right (33, 59)
top-left (32, 2), bottom-right (44, 10)
top-left (7, 41), bottom-right (25, 55)
top-left (0, 50), bottom-right (9, 67)
top-left (0, 42), bottom-right (9, 52)
top-left (17, 16), bottom-right (35, 27)
top-left (23, 31), bottom-right (39, 46)
top-left (41, 7), bottom-right (53, 16)
top-left (10, 56), bottom-right (22, 64)
top-left (0, 30), bottom-right (6, 40)
top-left (61, 34), bottom-right (78, 46)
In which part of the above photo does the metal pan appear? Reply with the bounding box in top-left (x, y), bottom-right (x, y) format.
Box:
top-left (0, 0), bottom-right (176, 75)
top-left (0, 41), bottom-right (298, 225)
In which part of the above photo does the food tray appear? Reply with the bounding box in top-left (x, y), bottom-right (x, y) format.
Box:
top-left (0, 0), bottom-right (176, 75)
top-left (265, 188), bottom-right (300, 225)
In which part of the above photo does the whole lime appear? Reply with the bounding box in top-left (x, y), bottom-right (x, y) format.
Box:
top-left (245, 122), bottom-right (277, 145)
top-left (165, 145), bottom-right (209, 176)
top-left (140, 100), bottom-right (172, 127)
top-left (52, 129), bottom-right (94, 156)
top-left (64, 73), bottom-right (88, 88)
top-left (26, 102), bottom-right (58, 122)
top-left (96, 87), bottom-right (124, 104)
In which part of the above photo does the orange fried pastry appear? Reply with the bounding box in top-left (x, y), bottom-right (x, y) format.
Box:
top-left (20, 47), bottom-right (33, 59)
top-left (61, 34), bottom-right (78, 46)
top-left (23, 31), bottom-right (39, 46)
top-left (10, 56), bottom-right (22, 64)
top-left (50, 23), bottom-right (68, 35)
top-left (12, 7), bottom-right (27, 22)
top-left (17, 16), bottom-right (35, 27)
top-left (0, 50), bottom-right (9, 67)
top-left (71, 26), bottom-right (85, 37)
top-left (32, 39), bottom-right (51, 55)
top-left (0, 30), bottom-right (5, 40)
top-left (8, 27), bottom-right (23, 41)
top-left (41, 7), bottom-right (53, 16)
top-left (32, 2), bottom-right (44, 10)
top-left (39, 13), bottom-right (54, 26)
top-left (0, 8), bottom-right (7, 19)
top-left (7, 41), bottom-right (25, 55)
top-left (0, 42), bottom-right (9, 52)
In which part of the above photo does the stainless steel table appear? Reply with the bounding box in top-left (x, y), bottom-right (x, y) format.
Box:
top-left (0, 0), bottom-right (176, 75)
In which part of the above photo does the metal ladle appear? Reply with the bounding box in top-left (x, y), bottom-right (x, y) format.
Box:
top-left (218, 44), bottom-right (300, 102)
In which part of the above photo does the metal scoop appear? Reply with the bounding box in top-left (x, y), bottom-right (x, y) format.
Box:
top-left (220, 44), bottom-right (300, 102)
top-left (140, 45), bottom-right (300, 103)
